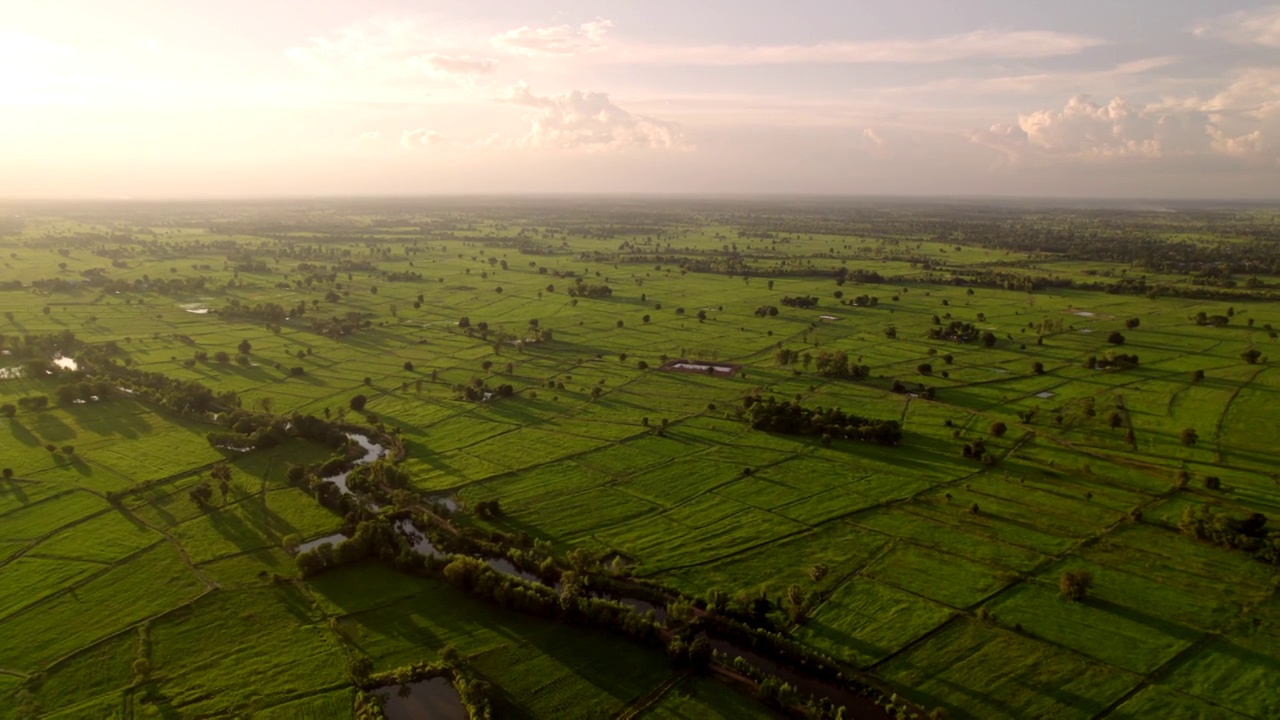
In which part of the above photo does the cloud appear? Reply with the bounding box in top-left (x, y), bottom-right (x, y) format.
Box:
top-left (602, 29), bottom-right (1103, 66)
top-left (401, 128), bottom-right (444, 148)
top-left (1193, 5), bottom-right (1280, 48)
top-left (971, 95), bottom-right (1211, 162)
top-left (971, 75), bottom-right (1280, 167)
top-left (504, 82), bottom-right (686, 151)
top-left (906, 56), bottom-right (1181, 96)
top-left (412, 53), bottom-right (498, 81)
top-left (490, 19), bottom-right (612, 56)
top-left (285, 17), bottom-right (422, 74)
top-left (358, 131), bottom-right (381, 143)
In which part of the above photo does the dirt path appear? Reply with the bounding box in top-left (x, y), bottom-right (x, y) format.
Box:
top-left (613, 670), bottom-right (690, 720)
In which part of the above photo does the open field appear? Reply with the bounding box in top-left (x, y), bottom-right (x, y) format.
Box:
top-left (2, 198), bottom-right (1280, 718)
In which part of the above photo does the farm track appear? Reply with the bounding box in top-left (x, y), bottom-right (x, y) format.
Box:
top-left (31, 586), bottom-right (219, 681)
top-left (612, 670), bottom-right (690, 720)
top-left (1212, 364), bottom-right (1267, 465)
top-left (0, 538), bottom-right (166, 626)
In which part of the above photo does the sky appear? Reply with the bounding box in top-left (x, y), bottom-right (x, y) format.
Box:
top-left (2, 0), bottom-right (1279, 199)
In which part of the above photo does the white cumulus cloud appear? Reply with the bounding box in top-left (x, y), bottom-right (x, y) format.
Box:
top-left (490, 19), bottom-right (612, 56)
top-left (358, 130), bottom-right (381, 143)
top-left (504, 82), bottom-right (686, 151)
top-left (971, 74), bottom-right (1280, 167)
top-left (401, 128), bottom-right (444, 148)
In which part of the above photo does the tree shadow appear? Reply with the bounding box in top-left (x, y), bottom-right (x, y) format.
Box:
top-left (31, 412), bottom-right (77, 443)
top-left (7, 420), bottom-right (41, 447)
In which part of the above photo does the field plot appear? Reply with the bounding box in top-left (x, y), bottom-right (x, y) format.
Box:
top-left (5, 199), bottom-right (1280, 719)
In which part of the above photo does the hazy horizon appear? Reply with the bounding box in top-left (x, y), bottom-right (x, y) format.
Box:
top-left (4, 1), bottom-right (1279, 199)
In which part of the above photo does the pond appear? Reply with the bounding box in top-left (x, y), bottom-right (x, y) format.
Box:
top-left (374, 676), bottom-right (468, 720)
top-left (326, 433), bottom-right (387, 495)
top-left (396, 518), bottom-right (443, 557)
top-left (295, 532), bottom-right (349, 554)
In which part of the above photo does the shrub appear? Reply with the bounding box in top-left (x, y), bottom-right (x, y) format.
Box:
top-left (1059, 570), bottom-right (1094, 601)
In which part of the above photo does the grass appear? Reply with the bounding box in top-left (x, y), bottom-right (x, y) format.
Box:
top-left (636, 675), bottom-right (780, 719)
top-left (800, 577), bottom-right (956, 667)
top-left (4, 200), bottom-right (1280, 718)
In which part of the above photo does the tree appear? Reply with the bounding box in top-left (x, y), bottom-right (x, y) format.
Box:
top-left (1192, 369), bottom-right (1205, 381)
top-left (211, 464), bottom-right (232, 504)
top-left (237, 339), bottom-right (252, 355)
top-left (1241, 349), bottom-right (1263, 364)
top-left (1180, 427), bottom-right (1199, 446)
top-left (990, 421), bottom-right (1008, 438)
top-left (189, 482), bottom-right (214, 508)
top-left (350, 394), bottom-right (368, 412)
top-left (0, 403), bottom-right (14, 418)
top-left (403, 361), bottom-right (415, 372)
top-left (884, 325), bottom-right (897, 339)
top-left (917, 363), bottom-right (933, 376)
top-left (1032, 361), bottom-right (1045, 375)
top-left (1107, 410), bottom-right (1124, 429)
top-left (809, 563), bottom-right (829, 584)
top-left (982, 331), bottom-right (997, 348)
top-left (1125, 317), bottom-right (1141, 329)
top-left (1107, 331), bottom-right (1126, 345)
top-left (2, 468), bottom-right (12, 479)
top-left (1059, 569), bottom-right (1093, 601)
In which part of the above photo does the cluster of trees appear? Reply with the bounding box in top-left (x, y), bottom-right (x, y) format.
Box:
top-left (1180, 505), bottom-right (1280, 564)
top-left (753, 305), bottom-right (779, 317)
top-left (453, 378), bottom-right (516, 402)
top-left (345, 459), bottom-right (411, 496)
top-left (834, 267), bottom-right (886, 285)
top-left (11, 396), bottom-right (50, 413)
top-left (1194, 311), bottom-right (1231, 327)
top-left (812, 350), bottom-right (870, 379)
top-left (780, 295), bottom-right (819, 309)
top-left (961, 438), bottom-right (996, 464)
top-left (55, 380), bottom-right (114, 405)
top-left (0, 330), bottom-right (79, 361)
top-left (928, 320), bottom-right (980, 343)
top-left (773, 348), bottom-right (810, 368)
top-left (1084, 352), bottom-right (1140, 370)
top-left (566, 279), bottom-right (613, 298)
top-left (744, 396), bottom-right (901, 445)
top-left (311, 312), bottom-right (372, 339)
top-left (219, 300), bottom-right (293, 323)
top-left (208, 410), bottom-right (366, 455)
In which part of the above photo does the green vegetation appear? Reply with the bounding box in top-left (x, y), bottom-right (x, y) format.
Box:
top-left (2, 198), bottom-right (1280, 718)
